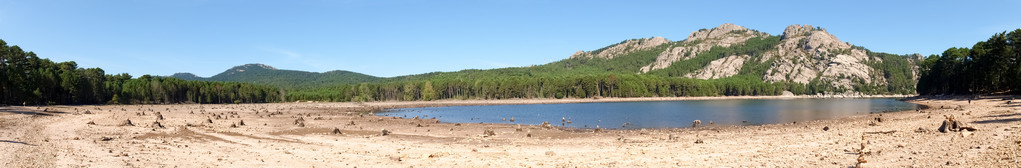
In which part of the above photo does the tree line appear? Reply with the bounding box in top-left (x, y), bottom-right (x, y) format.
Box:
top-left (0, 39), bottom-right (281, 105)
top-left (917, 29), bottom-right (1021, 95)
top-left (283, 74), bottom-right (832, 102)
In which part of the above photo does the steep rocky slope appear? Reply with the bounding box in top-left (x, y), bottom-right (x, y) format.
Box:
top-left (570, 37), bottom-right (669, 59)
top-left (569, 23), bottom-right (922, 93)
top-left (641, 23), bottom-right (770, 72)
top-left (760, 24), bottom-right (881, 89)
top-left (685, 54), bottom-right (750, 79)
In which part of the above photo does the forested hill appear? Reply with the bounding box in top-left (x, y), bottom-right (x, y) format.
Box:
top-left (170, 63), bottom-right (380, 89)
top-left (0, 39), bottom-right (282, 105)
top-left (181, 24), bottom-right (925, 102)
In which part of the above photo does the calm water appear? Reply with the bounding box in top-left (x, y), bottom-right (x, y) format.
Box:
top-left (379, 98), bottom-right (918, 129)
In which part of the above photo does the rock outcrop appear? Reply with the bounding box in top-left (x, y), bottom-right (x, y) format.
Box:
top-left (227, 63), bottom-right (278, 74)
top-left (686, 55), bottom-right (749, 79)
top-left (640, 23), bottom-right (769, 72)
top-left (570, 37), bottom-right (669, 59)
top-left (761, 24), bottom-right (876, 89)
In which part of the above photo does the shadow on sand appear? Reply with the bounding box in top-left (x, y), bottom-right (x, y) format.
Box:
top-left (1, 140), bottom-right (36, 146)
top-left (0, 107), bottom-right (65, 116)
top-left (973, 117), bottom-right (1021, 124)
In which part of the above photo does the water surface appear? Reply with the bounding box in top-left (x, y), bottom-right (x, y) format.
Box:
top-left (379, 98), bottom-right (917, 129)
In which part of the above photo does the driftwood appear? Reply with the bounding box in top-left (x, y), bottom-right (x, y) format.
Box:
top-left (938, 115), bottom-right (978, 133)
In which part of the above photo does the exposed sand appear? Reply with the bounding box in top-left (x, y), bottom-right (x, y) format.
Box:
top-left (1, 96), bottom-right (1019, 167)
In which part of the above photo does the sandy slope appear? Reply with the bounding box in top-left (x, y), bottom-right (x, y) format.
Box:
top-left (1, 96), bottom-right (1019, 167)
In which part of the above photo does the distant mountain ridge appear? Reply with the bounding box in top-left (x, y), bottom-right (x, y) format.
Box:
top-left (170, 63), bottom-right (380, 89)
top-left (172, 24), bottom-right (922, 95)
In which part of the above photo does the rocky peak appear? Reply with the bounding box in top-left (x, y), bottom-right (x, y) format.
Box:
top-left (763, 24), bottom-right (875, 89)
top-left (570, 37), bottom-right (669, 59)
top-left (232, 64), bottom-right (278, 71)
top-left (781, 24), bottom-right (817, 40)
top-left (224, 63), bottom-right (278, 75)
top-left (686, 23), bottom-right (755, 42)
top-left (640, 23), bottom-right (768, 72)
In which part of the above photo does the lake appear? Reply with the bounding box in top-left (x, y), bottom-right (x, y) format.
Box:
top-left (378, 98), bottom-right (918, 129)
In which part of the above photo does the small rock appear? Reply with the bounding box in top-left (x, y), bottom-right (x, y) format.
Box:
top-left (151, 121), bottom-right (164, 128)
top-left (823, 126), bottom-right (830, 131)
top-left (381, 129), bottom-right (391, 136)
top-left (389, 156), bottom-right (401, 162)
top-left (332, 128), bottom-right (343, 134)
top-left (483, 129), bottom-right (496, 137)
top-left (120, 119), bottom-right (134, 126)
top-left (961, 130), bottom-right (973, 137)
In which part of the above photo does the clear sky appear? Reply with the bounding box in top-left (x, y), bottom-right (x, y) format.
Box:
top-left (0, 0), bottom-right (1018, 77)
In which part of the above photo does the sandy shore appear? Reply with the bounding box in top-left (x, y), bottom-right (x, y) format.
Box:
top-left (1, 95), bottom-right (1018, 167)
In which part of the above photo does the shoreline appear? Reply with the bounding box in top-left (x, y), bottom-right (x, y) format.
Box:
top-left (334, 94), bottom-right (918, 111)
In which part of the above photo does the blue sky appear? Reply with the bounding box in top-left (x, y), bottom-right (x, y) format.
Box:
top-left (0, 0), bottom-right (1018, 77)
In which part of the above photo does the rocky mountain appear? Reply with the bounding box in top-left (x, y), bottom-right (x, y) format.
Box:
top-left (569, 23), bottom-right (923, 94)
top-left (170, 24), bottom-right (921, 95)
top-left (761, 25), bottom-right (880, 89)
top-left (570, 36), bottom-right (669, 59)
top-left (169, 63), bottom-right (380, 89)
top-left (641, 23), bottom-right (770, 72)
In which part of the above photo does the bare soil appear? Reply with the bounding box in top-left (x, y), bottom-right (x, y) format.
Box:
top-left (1, 96), bottom-right (1019, 167)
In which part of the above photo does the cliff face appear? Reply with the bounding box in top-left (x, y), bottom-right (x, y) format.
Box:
top-left (569, 23), bottom-right (922, 93)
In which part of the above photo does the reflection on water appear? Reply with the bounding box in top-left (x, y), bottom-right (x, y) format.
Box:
top-left (379, 98), bottom-right (917, 129)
